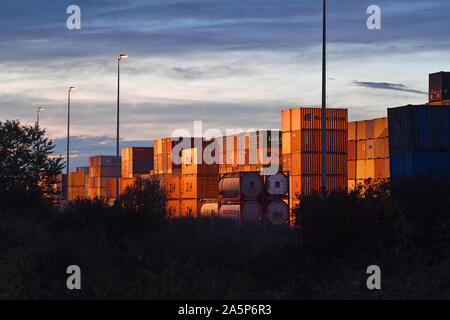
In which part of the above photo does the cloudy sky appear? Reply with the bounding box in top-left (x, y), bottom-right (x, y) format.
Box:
top-left (0, 0), bottom-right (449, 168)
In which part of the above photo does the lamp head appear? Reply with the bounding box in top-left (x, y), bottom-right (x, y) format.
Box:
top-left (119, 54), bottom-right (128, 60)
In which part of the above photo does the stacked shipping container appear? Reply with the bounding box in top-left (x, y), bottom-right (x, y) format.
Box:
top-left (87, 156), bottom-right (121, 199)
top-left (217, 131), bottom-right (282, 175)
top-left (282, 107), bottom-right (348, 210)
top-left (153, 137), bottom-right (205, 175)
top-left (68, 172), bottom-right (86, 200)
top-left (388, 105), bottom-right (450, 181)
top-left (180, 148), bottom-right (219, 217)
top-left (348, 117), bottom-right (389, 189)
top-left (122, 147), bottom-right (154, 178)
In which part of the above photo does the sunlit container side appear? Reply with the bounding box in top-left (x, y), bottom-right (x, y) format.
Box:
top-left (182, 148), bottom-right (218, 176)
top-left (348, 121), bottom-right (356, 141)
top-left (160, 173), bottom-right (181, 199)
top-left (181, 175), bottom-right (219, 199)
top-left (374, 117), bottom-right (388, 138)
top-left (166, 199), bottom-right (181, 217)
top-left (180, 199), bottom-right (202, 217)
top-left (356, 120), bottom-right (367, 140)
top-left (121, 147), bottom-right (154, 178)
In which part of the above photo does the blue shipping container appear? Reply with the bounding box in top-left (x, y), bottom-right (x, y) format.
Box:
top-left (390, 151), bottom-right (450, 181)
top-left (388, 105), bottom-right (450, 153)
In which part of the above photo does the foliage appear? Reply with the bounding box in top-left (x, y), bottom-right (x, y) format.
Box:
top-left (0, 175), bottom-right (448, 299)
top-left (0, 120), bottom-right (64, 209)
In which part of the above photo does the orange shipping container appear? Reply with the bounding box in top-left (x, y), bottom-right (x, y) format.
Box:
top-left (348, 160), bottom-right (356, 180)
top-left (348, 141), bottom-right (356, 160)
top-left (374, 138), bottom-right (384, 158)
top-left (356, 140), bottom-right (366, 160)
top-left (282, 109), bottom-right (291, 132)
top-left (162, 174), bottom-right (181, 199)
top-left (181, 199), bottom-right (201, 217)
top-left (374, 158), bottom-right (384, 179)
top-left (68, 172), bottom-right (86, 187)
top-left (299, 129), bottom-right (347, 154)
top-left (366, 120), bottom-right (375, 139)
top-left (366, 159), bottom-right (375, 180)
top-left (348, 122), bottom-right (356, 141)
top-left (181, 175), bottom-right (219, 199)
top-left (356, 120), bottom-right (367, 140)
top-left (366, 139), bottom-right (375, 159)
top-left (68, 186), bottom-right (86, 200)
top-left (182, 148), bottom-right (218, 175)
top-left (291, 131), bottom-right (301, 152)
top-left (282, 107), bottom-right (348, 131)
top-left (374, 117), bottom-right (388, 138)
top-left (282, 154), bottom-right (292, 172)
top-left (166, 199), bottom-right (181, 217)
top-left (356, 160), bottom-right (366, 180)
top-left (289, 175), bottom-right (302, 200)
top-left (282, 132), bottom-right (291, 154)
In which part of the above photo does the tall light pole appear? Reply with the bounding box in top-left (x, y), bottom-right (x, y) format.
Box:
top-left (67, 86), bottom-right (75, 200)
top-left (321, 0), bottom-right (327, 197)
top-left (36, 107), bottom-right (46, 128)
top-left (116, 54), bottom-right (128, 199)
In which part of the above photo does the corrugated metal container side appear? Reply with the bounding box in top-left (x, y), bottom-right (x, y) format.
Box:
top-left (356, 120), bottom-right (367, 140)
top-left (166, 199), bottom-right (181, 217)
top-left (374, 117), bottom-right (388, 138)
top-left (180, 199), bottom-right (201, 217)
top-left (282, 107), bottom-right (348, 130)
top-left (181, 175), bottom-right (219, 199)
top-left (390, 151), bottom-right (450, 181)
top-left (348, 160), bottom-right (356, 180)
top-left (348, 122), bottom-right (356, 141)
top-left (356, 140), bottom-right (366, 160)
top-left (366, 120), bottom-right (374, 139)
top-left (388, 105), bottom-right (450, 153)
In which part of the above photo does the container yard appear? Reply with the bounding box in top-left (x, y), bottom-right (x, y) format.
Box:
top-left (56, 73), bottom-right (449, 222)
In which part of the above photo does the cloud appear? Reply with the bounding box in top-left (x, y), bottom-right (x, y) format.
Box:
top-left (350, 81), bottom-right (427, 95)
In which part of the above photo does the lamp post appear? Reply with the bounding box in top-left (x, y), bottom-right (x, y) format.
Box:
top-left (116, 54), bottom-right (128, 199)
top-left (36, 107), bottom-right (45, 128)
top-left (67, 86), bottom-right (75, 200)
top-left (321, 0), bottom-right (327, 197)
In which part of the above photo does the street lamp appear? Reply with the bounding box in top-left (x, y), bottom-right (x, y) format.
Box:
top-left (116, 54), bottom-right (128, 199)
top-left (67, 86), bottom-right (75, 200)
top-left (321, 0), bottom-right (327, 197)
top-left (36, 107), bottom-right (46, 128)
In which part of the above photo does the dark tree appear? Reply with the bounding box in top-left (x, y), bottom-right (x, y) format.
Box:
top-left (0, 120), bottom-right (64, 208)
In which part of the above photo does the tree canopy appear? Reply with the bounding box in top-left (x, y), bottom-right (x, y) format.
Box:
top-left (0, 120), bottom-right (64, 208)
